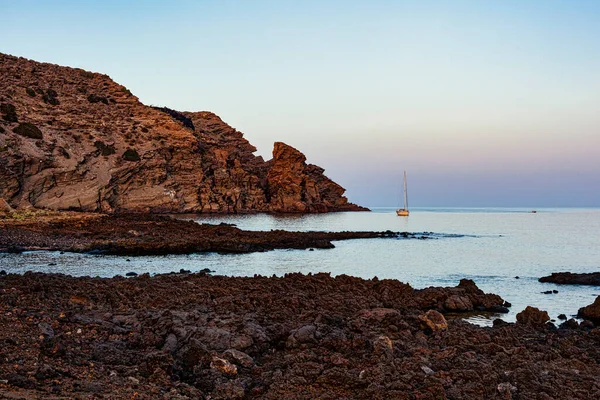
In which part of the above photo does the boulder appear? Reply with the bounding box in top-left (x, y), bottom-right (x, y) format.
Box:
top-left (578, 296), bottom-right (600, 325)
top-left (419, 310), bottom-right (448, 332)
top-left (444, 295), bottom-right (474, 312)
top-left (516, 306), bottom-right (550, 326)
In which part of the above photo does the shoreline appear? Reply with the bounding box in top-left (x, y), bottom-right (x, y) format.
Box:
top-left (0, 271), bottom-right (599, 398)
top-left (0, 211), bottom-right (416, 256)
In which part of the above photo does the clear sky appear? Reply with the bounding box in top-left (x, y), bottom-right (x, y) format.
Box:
top-left (2, 0), bottom-right (599, 207)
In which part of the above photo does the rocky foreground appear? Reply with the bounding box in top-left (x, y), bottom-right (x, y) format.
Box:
top-left (0, 52), bottom-right (366, 213)
top-left (0, 272), bottom-right (599, 399)
top-left (0, 212), bottom-right (411, 255)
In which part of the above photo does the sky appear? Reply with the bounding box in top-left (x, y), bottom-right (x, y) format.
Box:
top-left (1, 0), bottom-right (599, 207)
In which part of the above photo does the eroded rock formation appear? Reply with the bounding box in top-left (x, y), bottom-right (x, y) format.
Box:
top-left (0, 53), bottom-right (366, 213)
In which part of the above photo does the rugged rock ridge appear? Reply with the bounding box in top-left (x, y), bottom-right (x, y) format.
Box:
top-left (0, 53), bottom-right (366, 213)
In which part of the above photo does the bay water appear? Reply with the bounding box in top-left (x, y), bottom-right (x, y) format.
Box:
top-left (2, 207), bottom-right (600, 324)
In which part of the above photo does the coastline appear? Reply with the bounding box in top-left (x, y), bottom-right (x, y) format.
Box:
top-left (0, 271), bottom-right (598, 399)
top-left (0, 211), bottom-right (411, 256)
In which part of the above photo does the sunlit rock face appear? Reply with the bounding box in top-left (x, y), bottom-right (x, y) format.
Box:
top-left (0, 53), bottom-right (366, 213)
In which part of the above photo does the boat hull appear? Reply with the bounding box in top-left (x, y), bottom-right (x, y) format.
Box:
top-left (396, 209), bottom-right (409, 216)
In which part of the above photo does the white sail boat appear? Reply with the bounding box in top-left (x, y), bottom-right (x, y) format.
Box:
top-left (396, 171), bottom-right (409, 216)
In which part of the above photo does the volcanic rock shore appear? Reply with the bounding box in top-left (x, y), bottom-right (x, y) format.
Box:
top-left (0, 212), bottom-right (409, 255)
top-left (0, 272), bottom-right (599, 399)
top-left (0, 52), bottom-right (366, 213)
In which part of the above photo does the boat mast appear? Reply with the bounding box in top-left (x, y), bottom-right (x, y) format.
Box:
top-left (403, 171), bottom-right (408, 210)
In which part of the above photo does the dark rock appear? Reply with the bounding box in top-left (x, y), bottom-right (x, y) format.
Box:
top-left (122, 149), bottom-right (140, 162)
top-left (577, 296), bottom-right (600, 324)
top-left (487, 305), bottom-right (510, 313)
top-left (42, 89), bottom-right (60, 105)
top-left (13, 122), bottom-right (43, 139)
top-left (6, 373), bottom-right (35, 389)
top-left (35, 364), bottom-right (58, 380)
top-left (0, 270), bottom-right (6, 275)
top-left (87, 93), bottom-right (109, 104)
top-left (559, 318), bottom-right (579, 329)
top-left (125, 272), bottom-right (138, 277)
top-left (153, 106), bottom-right (195, 130)
top-left (94, 140), bottom-right (116, 156)
top-left (223, 349), bottom-right (254, 368)
top-left (539, 272), bottom-right (600, 286)
top-left (580, 320), bottom-right (595, 329)
top-left (26, 87), bottom-right (36, 97)
top-left (557, 313), bottom-right (567, 320)
top-left (6, 245), bottom-right (24, 254)
top-left (444, 295), bottom-right (474, 312)
top-left (0, 102), bottom-right (18, 122)
top-left (516, 306), bottom-right (550, 326)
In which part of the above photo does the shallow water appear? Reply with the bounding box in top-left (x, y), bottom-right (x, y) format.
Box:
top-left (2, 207), bottom-right (600, 324)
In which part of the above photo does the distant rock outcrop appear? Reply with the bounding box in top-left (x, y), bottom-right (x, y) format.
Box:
top-left (0, 53), bottom-right (367, 213)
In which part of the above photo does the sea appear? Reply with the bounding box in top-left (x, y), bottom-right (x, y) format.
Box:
top-left (2, 207), bottom-right (600, 325)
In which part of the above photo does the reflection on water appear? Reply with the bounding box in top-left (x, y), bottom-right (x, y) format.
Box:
top-left (1, 207), bottom-right (600, 324)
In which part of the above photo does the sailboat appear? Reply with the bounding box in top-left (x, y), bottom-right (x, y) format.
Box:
top-left (396, 171), bottom-right (409, 216)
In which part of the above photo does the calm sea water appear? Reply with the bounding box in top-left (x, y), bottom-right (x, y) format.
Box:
top-left (2, 207), bottom-right (600, 324)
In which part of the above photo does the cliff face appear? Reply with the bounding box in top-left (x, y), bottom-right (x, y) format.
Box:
top-left (0, 53), bottom-right (367, 213)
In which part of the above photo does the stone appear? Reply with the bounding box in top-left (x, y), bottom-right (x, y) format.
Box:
top-left (419, 310), bottom-right (448, 332)
top-left (223, 349), bottom-right (254, 368)
top-left (373, 335), bottom-right (393, 357)
top-left (516, 306), bottom-right (550, 326)
top-left (578, 296), bottom-right (600, 325)
top-left (444, 295), bottom-right (473, 312)
top-left (210, 356), bottom-right (237, 375)
top-left (287, 324), bottom-right (317, 347)
top-left (540, 272), bottom-right (600, 286)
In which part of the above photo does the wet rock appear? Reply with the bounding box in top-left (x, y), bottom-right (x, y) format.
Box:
top-left (580, 320), bottom-right (595, 330)
top-left (577, 296), bottom-right (600, 325)
top-left (125, 272), bottom-right (138, 277)
top-left (557, 313), bottom-right (567, 320)
top-left (559, 319), bottom-right (579, 329)
top-left (516, 306), bottom-right (550, 326)
top-left (419, 310), bottom-right (448, 332)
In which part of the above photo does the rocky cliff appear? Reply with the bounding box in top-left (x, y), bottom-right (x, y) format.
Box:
top-left (0, 53), bottom-right (366, 213)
